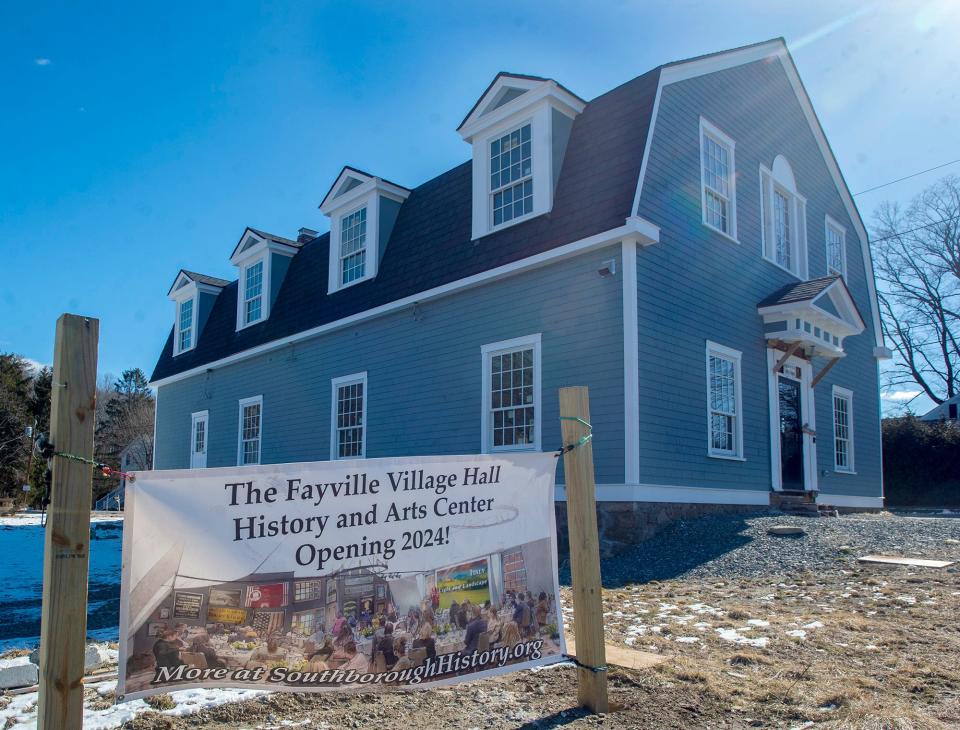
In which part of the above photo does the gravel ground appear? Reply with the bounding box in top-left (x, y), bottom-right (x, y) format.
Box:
top-left (569, 511), bottom-right (960, 587)
top-left (9, 511), bottom-right (960, 729)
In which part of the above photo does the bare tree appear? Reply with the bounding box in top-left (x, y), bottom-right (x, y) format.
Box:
top-left (872, 175), bottom-right (960, 404)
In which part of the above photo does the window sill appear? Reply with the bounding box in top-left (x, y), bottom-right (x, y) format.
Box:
top-left (474, 210), bottom-right (546, 241)
top-left (702, 221), bottom-right (739, 245)
top-left (833, 469), bottom-right (857, 475)
top-left (708, 453), bottom-right (746, 462)
top-left (328, 274), bottom-right (374, 295)
top-left (487, 445), bottom-right (540, 454)
top-left (173, 346), bottom-right (196, 357)
top-left (761, 255), bottom-right (803, 281)
top-left (236, 318), bottom-right (266, 333)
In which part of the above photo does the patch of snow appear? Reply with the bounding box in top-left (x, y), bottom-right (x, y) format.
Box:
top-left (786, 630), bottom-right (807, 639)
top-left (802, 621), bottom-right (824, 629)
top-left (747, 619), bottom-right (770, 627)
top-left (674, 637), bottom-right (699, 644)
top-left (895, 595), bottom-right (916, 605)
top-left (688, 603), bottom-right (723, 616)
top-left (715, 628), bottom-right (769, 648)
top-left (624, 637), bottom-right (636, 646)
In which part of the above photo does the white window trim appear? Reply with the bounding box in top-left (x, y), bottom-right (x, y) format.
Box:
top-left (330, 372), bottom-right (368, 460)
top-left (832, 385), bottom-right (855, 474)
top-left (825, 214), bottom-right (847, 279)
top-left (488, 120), bottom-right (536, 233)
top-left (760, 164), bottom-right (808, 280)
top-left (173, 292), bottom-right (198, 356)
top-left (471, 106), bottom-right (554, 240)
top-left (190, 410), bottom-right (208, 468)
top-left (236, 395), bottom-right (263, 466)
top-left (698, 117), bottom-right (738, 243)
top-left (330, 204), bottom-right (374, 293)
top-left (705, 341), bottom-right (744, 460)
top-left (236, 255), bottom-right (271, 331)
top-left (480, 333), bottom-right (542, 453)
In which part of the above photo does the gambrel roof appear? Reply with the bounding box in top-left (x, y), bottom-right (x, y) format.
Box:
top-left (151, 37), bottom-right (881, 385)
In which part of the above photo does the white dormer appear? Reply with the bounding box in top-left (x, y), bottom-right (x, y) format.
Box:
top-left (319, 167), bottom-right (410, 294)
top-left (229, 228), bottom-right (301, 331)
top-left (457, 73), bottom-right (585, 241)
top-left (167, 270), bottom-right (228, 355)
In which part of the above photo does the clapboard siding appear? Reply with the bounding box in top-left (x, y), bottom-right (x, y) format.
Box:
top-left (634, 58), bottom-right (882, 497)
top-left (155, 245), bottom-right (625, 483)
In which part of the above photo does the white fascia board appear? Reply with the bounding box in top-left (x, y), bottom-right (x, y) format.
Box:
top-left (630, 38), bottom-right (884, 349)
top-left (151, 216), bottom-right (659, 387)
top-left (553, 483), bottom-right (771, 505)
top-left (458, 81), bottom-right (585, 143)
top-left (320, 177), bottom-right (410, 217)
top-left (758, 301), bottom-right (863, 338)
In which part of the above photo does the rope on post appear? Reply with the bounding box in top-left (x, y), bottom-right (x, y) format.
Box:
top-left (556, 416), bottom-right (593, 457)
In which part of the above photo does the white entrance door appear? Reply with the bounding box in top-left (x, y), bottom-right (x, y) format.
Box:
top-left (190, 411), bottom-right (208, 468)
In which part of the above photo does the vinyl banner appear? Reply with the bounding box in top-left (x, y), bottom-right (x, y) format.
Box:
top-left (118, 453), bottom-right (564, 701)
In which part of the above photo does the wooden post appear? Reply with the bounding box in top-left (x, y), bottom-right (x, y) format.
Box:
top-left (38, 314), bottom-right (99, 730)
top-left (559, 386), bottom-right (608, 713)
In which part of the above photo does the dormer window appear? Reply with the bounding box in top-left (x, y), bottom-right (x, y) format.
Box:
top-left (458, 73), bottom-right (585, 240)
top-left (320, 167), bottom-right (410, 294)
top-left (491, 124), bottom-right (533, 227)
top-left (177, 298), bottom-right (194, 352)
top-left (167, 269), bottom-right (229, 356)
top-left (339, 207), bottom-right (368, 285)
top-left (229, 228), bottom-right (301, 332)
top-left (242, 259), bottom-right (264, 325)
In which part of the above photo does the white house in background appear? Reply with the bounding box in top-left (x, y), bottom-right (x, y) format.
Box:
top-left (921, 395), bottom-right (960, 423)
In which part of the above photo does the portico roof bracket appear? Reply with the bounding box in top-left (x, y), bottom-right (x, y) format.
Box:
top-left (772, 342), bottom-right (802, 374)
top-left (810, 357), bottom-right (840, 389)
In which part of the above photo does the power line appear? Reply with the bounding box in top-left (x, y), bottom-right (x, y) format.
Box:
top-left (871, 214), bottom-right (960, 244)
top-left (854, 158), bottom-right (960, 196)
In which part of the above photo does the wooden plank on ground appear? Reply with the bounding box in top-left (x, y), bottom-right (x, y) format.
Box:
top-left (858, 555), bottom-right (955, 568)
top-left (565, 634), bottom-right (665, 671)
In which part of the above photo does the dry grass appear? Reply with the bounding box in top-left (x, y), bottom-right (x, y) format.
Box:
top-left (587, 562), bottom-right (960, 728)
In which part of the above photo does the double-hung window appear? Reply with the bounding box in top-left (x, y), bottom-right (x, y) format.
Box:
top-left (490, 124), bottom-right (533, 227)
top-left (237, 396), bottom-right (262, 465)
top-left (826, 217), bottom-right (846, 278)
top-left (699, 118), bottom-right (737, 240)
top-left (760, 158), bottom-right (808, 278)
top-left (176, 298), bottom-right (194, 353)
top-left (832, 386), bottom-right (854, 472)
top-left (243, 260), bottom-right (264, 326)
top-left (339, 207), bottom-right (367, 286)
top-left (481, 334), bottom-right (541, 452)
top-left (331, 373), bottom-right (367, 459)
top-left (706, 341), bottom-right (743, 459)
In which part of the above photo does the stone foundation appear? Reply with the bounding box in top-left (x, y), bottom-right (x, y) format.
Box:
top-left (554, 500), bottom-right (766, 558)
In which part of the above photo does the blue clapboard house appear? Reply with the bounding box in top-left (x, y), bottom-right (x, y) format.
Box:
top-left (150, 39), bottom-right (889, 532)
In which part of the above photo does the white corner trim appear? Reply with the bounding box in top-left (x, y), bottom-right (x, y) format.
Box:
top-left (150, 218), bottom-right (657, 388)
top-left (330, 371), bottom-right (368, 460)
top-left (873, 346), bottom-right (893, 360)
top-left (554, 482), bottom-right (771, 505)
top-left (815, 493), bottom-right (883, 509)
top-left (480, 334), bottom-right (542, 454)
top-left (622, 241), bottom-right (640, 484)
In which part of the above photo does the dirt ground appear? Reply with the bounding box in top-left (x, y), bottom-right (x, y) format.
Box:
top-left (112, 557), bottom-right (960, 730)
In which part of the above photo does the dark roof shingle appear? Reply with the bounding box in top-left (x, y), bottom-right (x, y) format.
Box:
top-left (151, 66), bottom-right (661, 382)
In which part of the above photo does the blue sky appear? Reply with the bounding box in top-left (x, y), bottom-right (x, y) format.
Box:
top-left (2, 1), bottom-right (958, 413)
